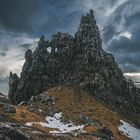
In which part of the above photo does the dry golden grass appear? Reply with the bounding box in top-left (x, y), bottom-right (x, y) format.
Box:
top-left (48, 86), bottom-right (130, 140)
top-left (11, 106), bottom-right (45, 123)
top-left (1, 86), bottom-right (130, 140)
top-left (10, 106), bottom-right (60, 134)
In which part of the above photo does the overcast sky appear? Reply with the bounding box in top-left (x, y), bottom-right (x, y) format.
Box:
top-left (0, 0), bottom-right (140, 93)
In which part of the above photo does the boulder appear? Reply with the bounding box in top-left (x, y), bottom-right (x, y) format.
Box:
top-left (4, 104), bottom-right (16, 113)
top-left (18, 101), bottom-right (27, 106)
top-left (79, 114), bottom-right (99, 126)
top-left (0, 123), bottom-right (34, 140)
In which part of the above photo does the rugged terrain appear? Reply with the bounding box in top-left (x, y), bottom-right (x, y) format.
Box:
top-left (2, 9), bottom-right (140, 139)
top-left (8, 10), bottom-right (140, 127)
top-left (0, 87), bottom-right (132, 140)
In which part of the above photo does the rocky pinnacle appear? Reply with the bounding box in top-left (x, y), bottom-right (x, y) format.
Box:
top-left (8, 10), bottom-right (140, 127)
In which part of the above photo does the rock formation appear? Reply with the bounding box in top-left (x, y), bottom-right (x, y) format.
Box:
top-left (8, 72), bottom-right (19, 104)
top-left (8, 9), bottom-right (140, 126)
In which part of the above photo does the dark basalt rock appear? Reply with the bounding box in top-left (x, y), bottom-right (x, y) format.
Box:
top-left (8, 9), bottom-right (140, 126)
top-left (99, 127), bottom-right (114, 140)
top-left (8, 72), bottom-right (19, 104)
top-left (4, 104), bottom-right (16, 113)
top-left (0, 123), bottom-right (34, 140)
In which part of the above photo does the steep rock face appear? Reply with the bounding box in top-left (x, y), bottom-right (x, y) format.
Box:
top-left (8, 72), bottom-right (19, 104)
top-left (9, 10), bottom-right (140, 126)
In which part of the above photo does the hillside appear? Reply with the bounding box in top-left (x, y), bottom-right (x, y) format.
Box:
top-left (0, 86), bottom-right (133, 140)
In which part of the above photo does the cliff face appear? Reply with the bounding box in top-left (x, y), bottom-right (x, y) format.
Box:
top-left (8, 10), bottom-right (140, 126)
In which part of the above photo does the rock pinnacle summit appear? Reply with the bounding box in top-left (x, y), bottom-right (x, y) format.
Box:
top-left (9, 10), bottom-right (140, 127)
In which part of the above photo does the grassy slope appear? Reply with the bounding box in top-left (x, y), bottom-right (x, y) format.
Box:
top-left (0, 86), bottom-right (130, 140)
top-left (48, 86), bottom-right (130, 140)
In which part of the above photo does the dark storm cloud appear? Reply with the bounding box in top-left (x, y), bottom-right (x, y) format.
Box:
top-left (0, 0), bottom-right (140, 73)
top-left (102, 25), bottom-right (116, 45)
top-left (107, 29), bottom-right (140, 54)
top-left (0, 52), bottom-right (6, 56)
top-left (17, 44), bottom-right (33, 50)
top-left (0, 0), bottom-right (43, 33)
top-left (35, 0), bottom-right (84, 36)
top-left (0, 0), bottom-right (81, 36)
top-left (0, 0), bottom-right (140, 93)
top-left (124, 12), bottom-right (140, 27)
top-left (102, 0), bottom-right (140, 72)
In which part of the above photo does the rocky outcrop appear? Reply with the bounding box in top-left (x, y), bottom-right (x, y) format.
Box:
top-left (8, 72), bottom-right (19, 104)
top-left (8, 10), bottom-right (140, 126)
top-left (0, 123), bottom-right (34, 140)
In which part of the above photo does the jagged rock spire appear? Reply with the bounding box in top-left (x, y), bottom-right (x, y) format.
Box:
top-left (8, 10), bottom-right (140, 127)
top-left (75, 9), bottom-right (102, 48)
